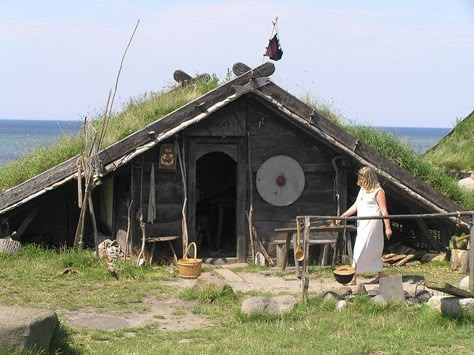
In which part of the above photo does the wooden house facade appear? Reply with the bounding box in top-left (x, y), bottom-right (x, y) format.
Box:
top-left (0, 63), bottom-right (467, 262)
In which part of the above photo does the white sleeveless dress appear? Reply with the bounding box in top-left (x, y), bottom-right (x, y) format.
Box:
top-left (352, 187), bottom-right (384, 272)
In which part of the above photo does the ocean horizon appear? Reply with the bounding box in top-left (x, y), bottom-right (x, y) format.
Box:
top-left (0, 119), bottom-right (450, 166)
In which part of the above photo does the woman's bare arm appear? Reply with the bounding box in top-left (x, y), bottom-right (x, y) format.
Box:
top-left (376, 189), bottom-right (392, 239)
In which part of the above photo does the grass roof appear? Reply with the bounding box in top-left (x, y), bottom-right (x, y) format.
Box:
top-left (0, 79), bottom-right (473, 210)
top-left (422, 110), bottom-right (474, 172)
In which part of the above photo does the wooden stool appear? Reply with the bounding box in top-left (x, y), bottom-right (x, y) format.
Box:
top-left (146, 236), bottom-right (178, 264)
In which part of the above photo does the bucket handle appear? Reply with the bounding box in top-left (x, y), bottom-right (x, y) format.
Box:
top-left (183, 242), bottom-right (197, 259)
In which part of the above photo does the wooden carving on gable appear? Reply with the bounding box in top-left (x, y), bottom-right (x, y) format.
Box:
top-left (159, 144), bottom-right (176, 170)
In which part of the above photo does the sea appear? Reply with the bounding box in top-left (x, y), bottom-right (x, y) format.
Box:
top-left (0, 119), bottom-right (450, 166)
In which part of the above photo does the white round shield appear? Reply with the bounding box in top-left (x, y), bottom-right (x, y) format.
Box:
top-left (256, 155), bottom-right (305, 206)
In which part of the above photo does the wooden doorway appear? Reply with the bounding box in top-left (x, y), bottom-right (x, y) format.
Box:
top-left (188, 138), bottom-right (246, 261)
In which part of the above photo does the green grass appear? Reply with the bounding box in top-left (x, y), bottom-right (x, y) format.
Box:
top-left (1, 247), bottom-right (473, 354)
top-left (0, 245), bottom-right (175, 311)
top-left (423, 111), bottom-right (474, 172)
top-left (68, 295), bottom-right (474, 354)
top-left (0, 78), bottom-right (219, 192)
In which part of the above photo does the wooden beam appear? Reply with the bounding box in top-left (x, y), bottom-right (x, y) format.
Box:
top-left (232, 62), bottom-right (251, 76)
top-left (13, 207), bottom-right (38, 240)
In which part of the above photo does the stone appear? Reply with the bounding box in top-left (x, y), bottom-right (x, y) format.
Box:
top-left (372, 295), bottom-right (387, 306)
top-left (363, 284), bottom-right (379, 297)
top-left (241, 296), bottom-right (297, 315)
top-left (415, 290), bottom-right (432, 303)
top-left (0, 305), bottom-right (58, 353)
top-left (322, 292), bottom-right (338, 302)
top-left (458, 176), bottom-right (474, 193)
top-left (428, 296), bottom-right (474, 317)
top-left (193, 273), bottom-right (233, 293)
top-left (450, 249), bottom-right (469, 273)
top-left (326, 286), bottom-right (351, 298)
top-left (214, 269), bottom-right (244, 282)
top-left (241, 297), bottom-right (269, 315)
top-left (267, 295), bottom-right (297, 315)
top-left (459, 276), bottom-right (470, 290)
top-left (379, 275), bottom-right (405, 302)
top-left (335, 300), bottom-right (347, 311)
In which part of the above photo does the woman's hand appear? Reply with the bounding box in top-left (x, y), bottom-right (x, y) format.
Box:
top-left (385, 227), bottom-right (393, 240)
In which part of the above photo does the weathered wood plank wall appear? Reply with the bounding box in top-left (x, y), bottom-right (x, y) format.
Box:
top-left (246, 100), bottom-right (344, 244)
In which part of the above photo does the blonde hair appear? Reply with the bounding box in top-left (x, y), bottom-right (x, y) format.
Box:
top-left (357, 166), bottom-right (380, 192)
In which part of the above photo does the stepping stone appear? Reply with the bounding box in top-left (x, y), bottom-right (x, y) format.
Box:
top-left (215, 269), bottom-right (244, 282)
top-left (0, 305), bottom-right (58, 353)
top-left (379, 275), bottom-right (405, 301)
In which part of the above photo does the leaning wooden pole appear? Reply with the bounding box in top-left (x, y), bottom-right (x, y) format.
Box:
top-left (469, 213), bottom-right (474, 293)
top-left (247, 131), bottom-right (256, 262)
top-left (88, 195), bottom-right (99, 257)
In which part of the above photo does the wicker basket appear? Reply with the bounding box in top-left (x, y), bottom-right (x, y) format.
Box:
top-left (177, 242), bottom-right (202, 279)
top-left (0, 238), bottom-right (21, 254)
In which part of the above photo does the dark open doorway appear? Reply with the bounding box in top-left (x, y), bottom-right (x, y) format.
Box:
top-left (195, 152), bottom-right (236, 257)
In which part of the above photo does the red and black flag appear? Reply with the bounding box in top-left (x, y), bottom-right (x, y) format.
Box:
top-left (265, 34), bottom-right (283, 61)
top-left (264, 17), bottom-right (283, 61)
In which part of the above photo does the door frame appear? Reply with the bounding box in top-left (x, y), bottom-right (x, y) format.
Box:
top-left (187, 137), bottom-right (247, 261)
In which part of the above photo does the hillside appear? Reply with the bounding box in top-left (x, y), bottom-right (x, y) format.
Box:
top-left (423, 110), bottom-right (474, 172)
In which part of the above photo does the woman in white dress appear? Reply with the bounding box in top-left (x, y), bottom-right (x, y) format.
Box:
top-left (337, 166), bottom-right (392, 285)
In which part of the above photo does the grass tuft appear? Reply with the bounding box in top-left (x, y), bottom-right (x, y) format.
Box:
top-left (179, 285), bottom-right (236, 304)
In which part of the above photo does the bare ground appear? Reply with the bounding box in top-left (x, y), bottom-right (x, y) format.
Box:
top-left (60, 264), bottom-right (426, 332)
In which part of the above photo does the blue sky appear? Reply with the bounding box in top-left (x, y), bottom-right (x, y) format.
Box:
top-left (0, 1), bottom-right (472, 127)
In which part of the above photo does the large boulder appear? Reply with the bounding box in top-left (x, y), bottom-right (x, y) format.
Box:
top-left (241, 295), bottom-right (297, 315)
top-left (0, 305), bottom-right (58, 353)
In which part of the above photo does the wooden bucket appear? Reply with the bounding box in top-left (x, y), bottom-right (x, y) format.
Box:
top-left (177, 242), bottom-right (202, 279)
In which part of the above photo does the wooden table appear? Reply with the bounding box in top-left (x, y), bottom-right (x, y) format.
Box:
top-left (276, 218), bottom-right (357, 301)
top-left (274, 224), bottom-right (356, 271)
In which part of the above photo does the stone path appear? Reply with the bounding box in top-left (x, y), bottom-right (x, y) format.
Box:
top-left (60, 298), bottom-right (212, 332)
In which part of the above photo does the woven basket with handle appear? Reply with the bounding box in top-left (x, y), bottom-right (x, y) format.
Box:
top-left (177, 242), bottom-right (202, 279)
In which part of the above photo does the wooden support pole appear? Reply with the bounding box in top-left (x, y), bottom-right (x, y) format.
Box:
top-left (88, 195), bottom-right (99, 257)
top-left (247, 131), bottom-right (256, 262)
top-left (301, 217), bottom-right (310, 301)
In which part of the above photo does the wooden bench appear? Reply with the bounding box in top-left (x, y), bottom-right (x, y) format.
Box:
top-left (144, 223), bottom-right (180, 264)
top-left (146, 236), bottom-right (179, 264)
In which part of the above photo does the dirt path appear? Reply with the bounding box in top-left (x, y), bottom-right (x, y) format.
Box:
top-left (61, 265), bottom-right (426, 332)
